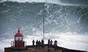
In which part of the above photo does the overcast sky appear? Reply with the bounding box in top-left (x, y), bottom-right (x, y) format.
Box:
top-left (0, 0), bottom-right (88, 52)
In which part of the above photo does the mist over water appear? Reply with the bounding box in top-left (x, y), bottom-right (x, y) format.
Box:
top-left (38, 3), bottom-right (88, 34)
top-left (0, 1), bottom-right (88, 52)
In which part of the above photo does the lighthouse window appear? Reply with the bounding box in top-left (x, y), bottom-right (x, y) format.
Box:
top-left (16, 37), bottom-right (23, 40)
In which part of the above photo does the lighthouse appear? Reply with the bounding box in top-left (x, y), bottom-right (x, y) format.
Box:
top-left (12, 28), bottom-right (25, 48)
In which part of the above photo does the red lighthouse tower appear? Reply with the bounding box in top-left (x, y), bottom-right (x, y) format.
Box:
top-left (13, 28), bottom-right (25, 48)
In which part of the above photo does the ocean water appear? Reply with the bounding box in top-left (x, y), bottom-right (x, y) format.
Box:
top-left (0, 1), bottom-right (88, 52)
